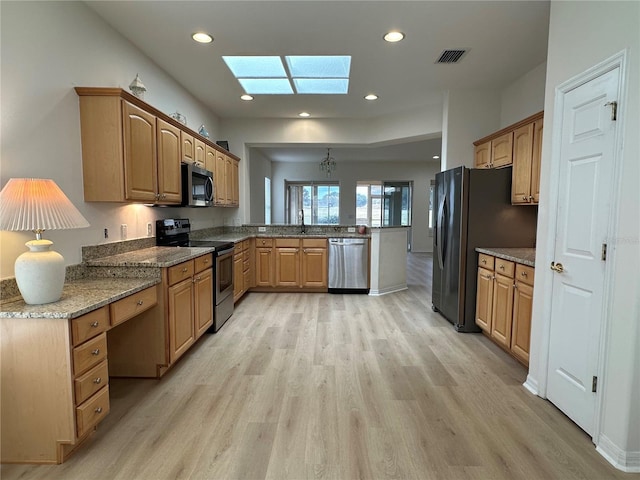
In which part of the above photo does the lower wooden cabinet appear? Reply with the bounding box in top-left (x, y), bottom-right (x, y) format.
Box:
top-left (234, 239), bottom-right (254, 302)
top-left (475, 253), bottom-right (535, 366)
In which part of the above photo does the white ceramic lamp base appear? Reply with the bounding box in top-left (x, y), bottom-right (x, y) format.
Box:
top-left (15, 239), bottom-right (66, 305)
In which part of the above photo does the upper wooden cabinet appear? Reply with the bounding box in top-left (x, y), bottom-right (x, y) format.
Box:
top-left (213, 150), bottom-right (239, 207)
top-left (75, 88), bottom-right (240, 206)
top-left (474, 141), bottom-right (491, 169)
top-left (474, 132), bottom-right (513, 169)
top-left (512, 117), bottom-right (543, 205)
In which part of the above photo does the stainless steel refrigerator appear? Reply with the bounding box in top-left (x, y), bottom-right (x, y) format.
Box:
top-left (432, 166), bottom-right (537, 332)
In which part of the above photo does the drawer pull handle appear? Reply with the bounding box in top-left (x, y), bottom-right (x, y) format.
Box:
top-left (95, 407), bottom-right (103, 414)
top-left (93, 377), bottom-right (102, 384)
top-left (523, 196), bottom-right (528, 201)
top-left (499, 265), bottom-right (505, 270)
top-left (182, 267), bottom-right (188, 273)
top-left (481, 259), bottom-right (486, 264)
top-left (90, 321), bottom-right (99, 328)
top-left (203, 258), bottom-right (209, 263)
top-left (91, 349), bottom-right (100, 356)
top-left (137, 300), bottom-right (144, 306)
top-left (521, 271), bottom-right (528, 277)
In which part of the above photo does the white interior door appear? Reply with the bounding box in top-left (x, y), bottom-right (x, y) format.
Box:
top-left (547, 67), bottom-right (619, 436)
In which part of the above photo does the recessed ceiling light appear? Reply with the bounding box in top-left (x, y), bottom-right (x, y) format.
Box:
top-left (240, 94), bottom-right (254, 101)
top-left (298, 112), bottom-right (310, 117)
top-left (192, 32), bottom-right (213, 44)
top-left (383, 31), bottom-right (405, 43)
top-left (433, 155), bottom-right (440, 159)
top-left (364, 94), bottom-right (378, 101)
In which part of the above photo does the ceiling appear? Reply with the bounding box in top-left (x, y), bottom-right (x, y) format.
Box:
top-left (86, 1), bottom-right (550, 163)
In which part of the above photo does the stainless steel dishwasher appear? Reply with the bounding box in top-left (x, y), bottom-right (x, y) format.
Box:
top-left (328, 237), bottom-right (369, 293)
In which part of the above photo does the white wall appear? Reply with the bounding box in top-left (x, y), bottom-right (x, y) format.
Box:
top-left (529, 0), bottom-right (639, 467)
top-left (248, 149), bottom-right (273, 224)
top-left (0, 2), bottom-right (228, 279)
top-left (270, 159), bottom-right (440, 252)
top-left (500, 62), bottom-right (547, 127)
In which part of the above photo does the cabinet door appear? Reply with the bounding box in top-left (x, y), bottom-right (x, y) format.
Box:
top-left (224, 156), bottom-right (234, 205)
top-left (233, 253), bottom-right (244, 302)
top-left (215, 151), bottom-right (227, 205)
top-left (194, 268), bottom-right (213, 339)
top-left (255, 247), bottom-right (274, 287)
top-left (168, 278), bottom-right (195, 363)
top-left (301, 247), bottom-right (327, 288)
top-left (475, 267), bottom-right (494, 332)
top-left (275, 247), bottom-right (300, 286)
top-left (531, 119), bottom-right (543, 204)
top-left (474, 141), bottom-right (491, 169)
top-left (511, 280), bottom-right (534, 365)
top-left (511, 123), bottom-right (534, 204)
top-left (181, 131), bottom-right (195, 164)
top-left (194, 139), bottom-right (205, 167)
top-left (205, 145), bottom-right (216, 175)
top-left (156, 119), bottom-right (182, 204)
top-left (491, 132), bottom-right (513, 168)
top-left (231, 159), bottom-right (239, 206)
top-left (490, 273), bottom-right (514, 349)
top-left (122, 101), bottom-right (157, 201)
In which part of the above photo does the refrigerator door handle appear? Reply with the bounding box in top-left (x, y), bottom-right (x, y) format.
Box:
top-left (437, 197), bottom-right (446, 270)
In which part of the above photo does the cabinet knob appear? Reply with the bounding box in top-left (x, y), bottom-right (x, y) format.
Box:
top-left (523, 196), bottom-right (528, 201)
top-left (93, 377), bottom-right (102, 384)
top-left (499, 265), bottom-right (505, 270)
top-left (481, 259), bottom-right (486, 264)
top-left (95, 407), bottom-right (103, 414)
top-left (91, 349), bottom-right (100, 356)
top-left (521, 271), bottom-right (528, 277)
top-left (529, 196), bottom-right (534, 201)
top-left (137, 300), bottom-right (144, 306)
top-left (90, 321), bottom-right (99, 328)
top-left (182, 267), bottom-right (188, 273)
top-left (203, 258), bottom-right (209, 263)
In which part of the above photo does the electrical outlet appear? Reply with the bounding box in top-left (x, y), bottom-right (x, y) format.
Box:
top-left (348, 227), bottom-right (356, 233)
top-left (120, 224), bottom-right (127, 240)
top-left (258, 226), bottom-right (266, 232)
top-left (147, 222), bottom-right (153, 236)
top-left (104, 228), bottom-right (109, 239)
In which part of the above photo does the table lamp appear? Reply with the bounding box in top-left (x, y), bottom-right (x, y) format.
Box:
top-left (0, 178), bottom-right (90, 304)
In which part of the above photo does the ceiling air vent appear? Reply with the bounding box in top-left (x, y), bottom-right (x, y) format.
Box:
top-left (436, 49), bottom-right (467, 64)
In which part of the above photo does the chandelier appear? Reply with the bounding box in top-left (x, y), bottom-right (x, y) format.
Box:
top-left (319, 148), bottom-right (337, 177)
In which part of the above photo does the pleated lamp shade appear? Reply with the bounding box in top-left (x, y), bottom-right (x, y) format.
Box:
top-left (0, 178), bottom-right (90, 304)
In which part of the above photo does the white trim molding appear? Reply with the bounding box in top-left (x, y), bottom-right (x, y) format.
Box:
top-left (597, 435), bottom-right (640, 473)
top-left (369, 284), bottom-right (408, 296)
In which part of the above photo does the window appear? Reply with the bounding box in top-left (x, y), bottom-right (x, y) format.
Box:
top-left (286, 181), bottom-right (340, 224)
top-left (357, 181), bottom-right (412, 227)
top-left (265, 177), bottom-right (271, 225)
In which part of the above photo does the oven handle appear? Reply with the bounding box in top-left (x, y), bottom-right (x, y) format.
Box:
top-left (216, 247), bottom-right (235, 257)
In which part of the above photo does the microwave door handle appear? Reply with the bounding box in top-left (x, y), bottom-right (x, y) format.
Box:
top-left (206, 176), bottom-right (214, 202)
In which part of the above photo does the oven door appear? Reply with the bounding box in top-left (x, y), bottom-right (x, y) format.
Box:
top-left (215, 247), bottom-right (234, 303)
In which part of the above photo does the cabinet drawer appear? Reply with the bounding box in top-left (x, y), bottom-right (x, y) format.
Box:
top-left (478, 254), bottom-right (495, 271)
top-left (168, 260), bottom-right (195, 286)
top-left (194, 254), bottom-right (213, 273)
top-left (516, 264), bottom-right (535, 286)
top-left (242, 239), bottom-right (250, 251)
top-left (110, 286), bottom-right (157, 327)
top-left (74, 360), bottom-right (109, 405)
top-left (76, 386), bottom-right (110, 438)
top-left (73, 333), bottom-right (108, 376)
top-left (71, 306), bottom-right (109, 346)
top-left (256, 238), bottom-right (273, 247)
top-left (302, 238), bottom-right (327, 248)
top-left (494, 258), bottom-right (515, 278)
top-left (243, 258), bottom-right (250, 272)
top-left (275, 238), bottom-right (300, 248)
top-left (243, 249), bottom-right (251, 263)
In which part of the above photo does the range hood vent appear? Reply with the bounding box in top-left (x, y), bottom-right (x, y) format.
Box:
top-left (436, 49), bottom-right (467, 64)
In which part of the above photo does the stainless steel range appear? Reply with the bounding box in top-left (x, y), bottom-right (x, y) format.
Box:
top-left (156, 219), bottom-right (234, 332)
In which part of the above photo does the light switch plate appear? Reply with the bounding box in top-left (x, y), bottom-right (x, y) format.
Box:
top-left (258, 226), bottom-right (266, 232)
top-left (347, 227), bottom-right (356, 233)
top-left (120, 224), bottom-right (127, 240)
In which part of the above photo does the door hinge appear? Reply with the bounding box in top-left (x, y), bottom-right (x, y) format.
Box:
top-left (592, 376), bottom-right (598, 393)
top-left (601, 243), bottom-right (607, 261)
top-left (605, 101), bottom-right (618, 121)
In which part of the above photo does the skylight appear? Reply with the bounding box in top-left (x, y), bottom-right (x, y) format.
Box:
top-left (222, 55), bottom-right (351, 95)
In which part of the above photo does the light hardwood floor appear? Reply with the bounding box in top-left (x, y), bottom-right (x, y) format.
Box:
top-left (2, 253), bottom-right (633, 479)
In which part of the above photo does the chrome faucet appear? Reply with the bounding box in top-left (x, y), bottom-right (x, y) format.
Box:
top-left (299, 209), bottom-right (306, 234)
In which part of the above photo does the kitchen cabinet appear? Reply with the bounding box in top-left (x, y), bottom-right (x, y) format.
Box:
top-left (167, 254), bottom-right (213, 364)
top-left (253, 237), bottom-right (328, 291)
top-left (474, 141), bottom-right (491, 169)
top-left (0, 287), bottom-right (156, 464)
top-left (474, 253), bottom-right (534, 366)
top-left (234, 239), bottom-right (254, 302)
top-left (473, 133), bottom-right (512, 169)
top-left (255, 238), bottom-right (275, 287)
top-left (511, 117), bottom-right (544, 205)
top-left (75, 87), bottom-right (241, 207)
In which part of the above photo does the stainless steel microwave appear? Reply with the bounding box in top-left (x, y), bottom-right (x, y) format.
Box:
top-left (181, 163), bottom-right (214, 207)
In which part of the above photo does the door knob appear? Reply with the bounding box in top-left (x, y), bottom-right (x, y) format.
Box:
top-left (550, 261), bottom-right (564, 273)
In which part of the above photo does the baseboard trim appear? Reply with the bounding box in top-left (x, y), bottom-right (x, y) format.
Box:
top-left (596, 435), bottom-right (640, 472)
top-left (523, 375), bottom-right (539, 396)
top-left (368, 284), bottom-right (408, 296)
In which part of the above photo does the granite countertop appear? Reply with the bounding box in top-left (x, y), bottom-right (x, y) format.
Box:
top-left (0, 277), bottom-right (159, 319)
top-left (195, 233), bottom-right (370, 243)
top-left (475, 247), bottom-right (536, 267)
top-left (86, 245), bottom-right (217, 268)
